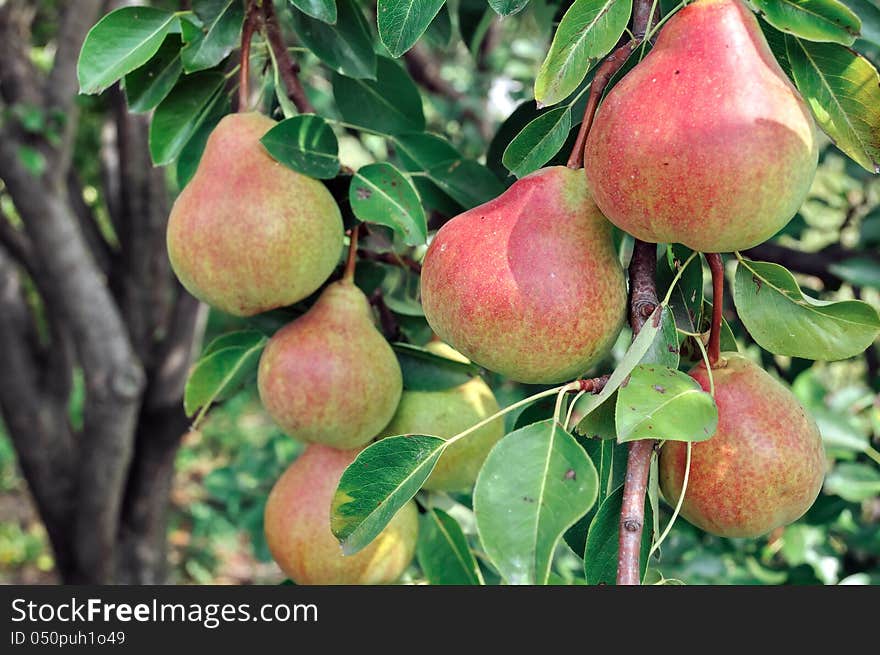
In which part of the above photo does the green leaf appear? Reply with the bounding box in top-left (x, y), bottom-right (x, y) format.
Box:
top-left (181, 0), bottom-right (244, 73)
top-left (840, 0), bottom-right (880, 45)
top-left (824, 462), bottom-right (880, 501)
top-left (564, 436), bottom-right (627, 555)
top-left (575, 305), bottom-right (671, 435)
top-left (175, 98), bottom-right (229, 188)
top-left (733, 258), bottom-right (880, 360)
top-left (474, 419), bottom-right (599, 585)
top-left (416, 508), bottom-right (483, 585)
top-left (124, 34), bottom-right (183, 113)
top-left (394, 132), bottom-right (505, 208)
top-left (378, 0), bottom-right (446, 58)
top-left (201, 330), bottom-right (268, 357)
top-left (333, 57), bottom-right (425, 135)
top-left (331, 435), bottom-right (447, 554)
top-left (349, 163), bottom-right (427, 245)
top-left (501, 107), bottom-right (572, 178)
top-left (584, 484), bottom-right (653, 585)
top-left (392, 343), bottom-right (481, 391)
top-left (535, 0), bottom-right (633, 106)
top-left (183, 333), bottom-right (267, 425)
top-left (149, 72), bottom-right (227, 166)
top-left (639, 304), bottom-right (680, 369)
top-left (289, 0), bottom-right (338, 23)
top-left (753, 0), bottom-right (860, 44)
top-left (488, 0), bottom-right (531, 16)
top-left (260, 114), bottom-right (340, 179)
top-left (657, 245), bottom-right (703, 332)
top-left (291, 0), bottom-right (376, 79)
top-left (615, 365), bottom-right (718, 443)
top-left (78, 6), bottom-right (178, 94)
top-left (786, 35), bottom-right (880, 172)
top-left (828, 257), bottom-right (880, 287)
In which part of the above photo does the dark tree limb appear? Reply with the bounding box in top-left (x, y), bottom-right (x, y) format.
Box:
top-left (706, 253), bottom-right (724, 365)
top-left (617, 240), bottom-right (659, 586)
top-left (262, 0), bottom-right (315, 114)
top-left (742, 241), bottom-right (873, 291)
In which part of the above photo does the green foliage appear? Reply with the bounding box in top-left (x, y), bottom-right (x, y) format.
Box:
top-left (55, 0), bottom-right (880, 587)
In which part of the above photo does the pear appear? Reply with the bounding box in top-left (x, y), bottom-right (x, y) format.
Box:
top-left (584, 0), bottom-right (818, 253)
top-left (264, 444), bottom-right (418, 585)
top-left (379, 343), bottom-right (504, 492)
top-left (659, 353), bottom-right (826, 538)
top-left (166, 112), bottom-right (343, 316)
top-left (257, 279), bottom-right (403, 449)
top-left (420, 166), bottom-right (627, 384)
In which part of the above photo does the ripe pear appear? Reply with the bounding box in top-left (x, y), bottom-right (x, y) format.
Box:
top-left (166, 112), bottom-right (343, 316)
top-left (584, 0), bottom-right (818, 253)
top-left (659, 353), bottom-right (826, 538)
top-left (379, 343), bottom-right (504, 492)
top-left (257, 279), bottom-right (403, 449)
top-left (420, 166), bottom-right (626, 384)
top-left (264, 444), bottom-right (418, 585)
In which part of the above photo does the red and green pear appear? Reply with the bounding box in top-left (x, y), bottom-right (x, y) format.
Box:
top-left (257, 279), bottom-right (402, 449)
top-left (659, 353), bottom-right (826, 538)
top-left (379, 343), bottom-right (504, 492)
top-left (167, 112), bottom-right (343, 316)
top-left (420, 166), bottom-right (626, 384)
top-left (584, 0), bottom-right (818, 253)
top-left (264, 444), bottom-right (418, 585)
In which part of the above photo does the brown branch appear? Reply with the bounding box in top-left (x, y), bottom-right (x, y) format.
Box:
top-left (344, 224), bottom-right (360, 281)
top-left (576, 374), bottom-right (610, 394)
top-left (706, 253), bottom-right (724, 365)
top-left (567, 40), bottom-right (635, 169)
top-left (357, 248), bottom-right (422, 274)
top-left (370, 289), bottom-right (402, 342)
top-left (618, 240), bottom-right (659, 586)
top-left (742, 241), bottom-right (868, 291)
top-left (262, 0), bottom-right (315, 114)
top-left (238, 0), bottom-right (260, 111)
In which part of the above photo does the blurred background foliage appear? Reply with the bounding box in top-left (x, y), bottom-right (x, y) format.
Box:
top-left (1, 0), bottom-right (878, 585)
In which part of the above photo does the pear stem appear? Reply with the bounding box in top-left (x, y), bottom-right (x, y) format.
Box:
top-left (566, 40), bottom-right (635, 170)
top-left (707, 253), bottom-right (724, 366)
top-left (343, 224), bottom-right (360, 283)
top-left (238, 0), bottom-right (260, 112)
top-left (262, 0), bottom-right (315, 114)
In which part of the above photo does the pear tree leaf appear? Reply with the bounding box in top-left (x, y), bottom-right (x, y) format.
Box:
top-left (378, 0), bottom-right (446, 57)
top-left (840, 0), bottom-right (880, 45)
top-left (583, 484), bottom-right (653, 585)
top-left (291, 0), bottom-right (376, 79)
top-left (502, 107), bottom-right (572, 178)
top-left (331, 435), bottom-right (447, 554)
top-left (332, 57), bottom-right (425, 135)
top-left (261, 114), bottom-right (340, 179)
top-left (149, 71), bottom-right (227, 165)
top-left (201, 330), bottom-right (268, 357)
top-left (575, 305), bottom-right (671, 435)
top-left (289, 0), bottom-right (338, 23)
top-left (124, 34), bottom-right (183, 113)
top-left (535, 0), bottom-right (633, 106)
top-left (349, 163), bottom-right (427, 245)
top-left (823, 462), bottom-right (880, 502)
top-left (786, 35), bottom-right (880, 172)
top-left (489, 0), bottom-right (531, 16)
top-left (78, 6), bottom-right (179, 94)
top-left (391, 343), bottom-right (480, 391)
top-left (752, 0), bottom-right (861, 45)
top-left (416, 508), bottom-right (483, 585)
top-left (733, 258), bottom-right (880, 360)
top-left (183, 333), bottom-right (267, 426)
top-left (181, 0), bottom-right (244, 73)
top-left (474, 419), bottom-right (599, 585)
top-left (615, 364), bottom-right (718, 443)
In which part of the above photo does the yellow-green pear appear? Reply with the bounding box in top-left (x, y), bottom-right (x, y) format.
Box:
top-left (380, 343), bottom-right (504, 492)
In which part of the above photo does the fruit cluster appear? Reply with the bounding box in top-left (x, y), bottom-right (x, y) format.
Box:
top-left (166, 0), bottom-right (827, 584)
